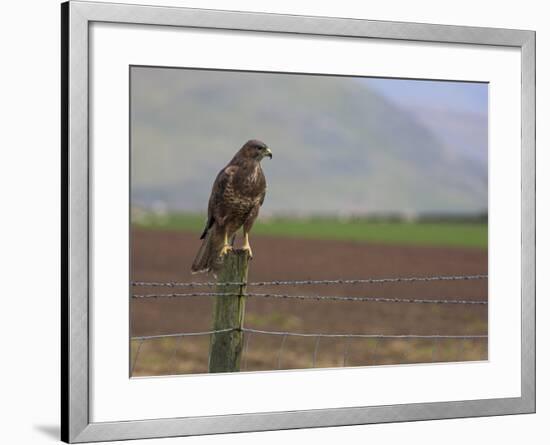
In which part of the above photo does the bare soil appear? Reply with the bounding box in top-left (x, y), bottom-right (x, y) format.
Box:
top-left (130, 229), bottom-right (488, 376)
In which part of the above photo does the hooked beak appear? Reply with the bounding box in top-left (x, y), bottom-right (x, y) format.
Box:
top-left (264, 147), bottom-right (273, 159)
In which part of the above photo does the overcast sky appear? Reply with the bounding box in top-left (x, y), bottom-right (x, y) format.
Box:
top-left (364, 78), bottom-right (488, 163)
top-left (131, 67), bottom-right (488, 215)
top-left (363, 78), bottom-right (487, 116)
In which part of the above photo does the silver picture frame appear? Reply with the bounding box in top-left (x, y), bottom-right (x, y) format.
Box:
top-left (61, 1), bottom-right (535, 442)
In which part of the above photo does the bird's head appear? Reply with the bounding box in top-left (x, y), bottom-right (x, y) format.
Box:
top-left (239, 139), bottom-right (272, 162)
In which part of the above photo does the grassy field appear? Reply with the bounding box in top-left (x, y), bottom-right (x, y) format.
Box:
top-left (132, 212), bottom-right (487, 248)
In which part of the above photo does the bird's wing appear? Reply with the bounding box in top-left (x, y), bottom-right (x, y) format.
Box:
top-left (199, 165), bottom-right (237, 239)
top-left (259, 168), bottom-right (267, 206)
top-left (259, 188), bottom-right (266, 207)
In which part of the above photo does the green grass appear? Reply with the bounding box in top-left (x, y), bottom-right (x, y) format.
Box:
top-left (132, 212), bottom-right (487, 249)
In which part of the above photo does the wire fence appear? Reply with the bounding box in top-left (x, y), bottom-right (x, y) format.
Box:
top-left (132, 291), bottom-right (488, 305)
top-left (130, 273), bottom-right (488, 374)
top-left (132, 327), bottom-right (488, 342)
top-left (132, 273), bottom-right (487, 288)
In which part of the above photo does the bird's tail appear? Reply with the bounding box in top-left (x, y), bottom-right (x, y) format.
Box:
top-left (191, 226), bottom-right (225, 274)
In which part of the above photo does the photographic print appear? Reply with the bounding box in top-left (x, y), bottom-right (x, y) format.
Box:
top-left (129, 66), bottom-right (488, 377)
top-left (62, 4), bottom-right (534, 440)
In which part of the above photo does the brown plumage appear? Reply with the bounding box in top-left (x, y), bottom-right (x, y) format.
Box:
top-left (191, 139), bottom-right (272, 274)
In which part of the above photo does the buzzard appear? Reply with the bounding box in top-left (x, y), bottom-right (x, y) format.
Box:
top-left (191, 139), bottom-right (272, 274)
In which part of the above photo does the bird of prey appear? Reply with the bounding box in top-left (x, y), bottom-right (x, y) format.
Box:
top-left (191, 139), bottom-right (272, 274)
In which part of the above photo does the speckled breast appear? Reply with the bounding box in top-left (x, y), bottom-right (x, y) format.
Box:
top-left (222, 182), bottom-right (262, 228)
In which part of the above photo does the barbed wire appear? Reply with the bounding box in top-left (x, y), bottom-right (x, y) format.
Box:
top-left (130, 273), bottom-right (488, 374)
top-left (132, 291), bottom-right (488, 305)
top-left (246, 293), bottom-right (488, 305)
top-left (131, 274), bottom-right (487, 288)
top-left (132, 292), bottom-right (235, 299)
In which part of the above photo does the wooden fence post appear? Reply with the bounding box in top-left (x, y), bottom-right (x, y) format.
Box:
top-left (208, 249), bottom-right (250, 373)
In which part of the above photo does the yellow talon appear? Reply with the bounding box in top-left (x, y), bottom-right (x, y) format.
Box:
top-left (242, 245), bottom-right (253, 258)
top-left (219, 231), bottom-right (233, 257)
top-left (220, 244), bottom-right (233, 256)
top-left (242, 232), bottom-right (253, 258)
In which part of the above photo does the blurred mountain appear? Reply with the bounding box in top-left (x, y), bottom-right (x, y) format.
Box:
top-left (131, 68), bottom-right (487, 216)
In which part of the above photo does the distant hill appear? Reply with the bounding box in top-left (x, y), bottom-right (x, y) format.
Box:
top-left (130, 67), bottom-right (487, 216)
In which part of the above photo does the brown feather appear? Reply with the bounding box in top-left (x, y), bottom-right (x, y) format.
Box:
top-left (191, 224), bottom-right (225, 274)
top-left (191, 140), bottom-right (270, 274)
